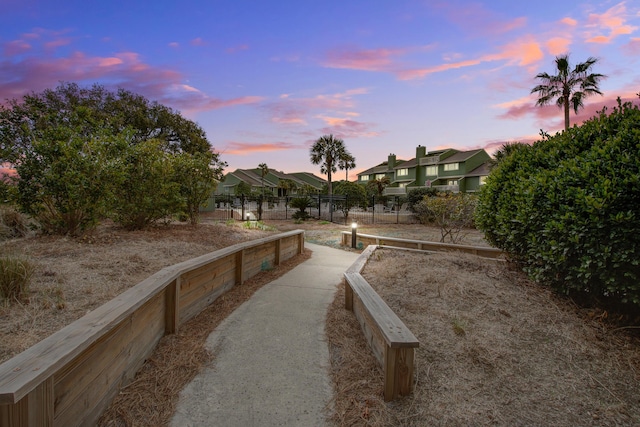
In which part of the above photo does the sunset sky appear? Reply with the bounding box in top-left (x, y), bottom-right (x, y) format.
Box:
top-left (1, 0), bottom-right (639, 179)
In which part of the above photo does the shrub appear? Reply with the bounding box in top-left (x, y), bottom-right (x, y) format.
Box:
top-left (406, 187), bottom-right (439, 212)
top-left (0, 205), bottom-right (30, 240)
top-left (416, 193), bottom-right (477, 243)
top-left (0, 254), bottom-right (34, 302)
top-left (476, 99), bottom-right (640, 305)
top-left (290, 196), bottom-right (312, 221)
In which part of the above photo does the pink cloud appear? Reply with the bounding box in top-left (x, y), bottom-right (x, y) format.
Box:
top-left (623, 37), bottom-right (640, 54)
top-left (44, 37), bottom-right (72, 51)
top-left (190, 37), bottom-right (206, 46)
top-left (317, 116), bottom-right (380, 139)
top-left (397, 36), bottom-right (543, 80)
top-left (546, 37), bottom-right (571, 56)
top-left (262, 88), bottom-right (369, 125)
top-left (435, 2), bottom-right (527, 37)
top-left (226, 44), bottom-right (249, 54)
top-left (561, 17), bottom-right (578, 26)
top-left (3, 40), bottom-right (31, 56)
top-left (585, 2), bottom-right (638, 44)
top-left (168, 42), bottom-right (180, 48)
top-left (323, 46), bottom-right (407, 72)
top-left (0, 39), bottom-right (262, 114)
top-left (223, 141), bottom-right (298, 155)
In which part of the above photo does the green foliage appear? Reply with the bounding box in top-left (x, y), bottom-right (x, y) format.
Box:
top-left (290, 196), bottom-right (312, 221)
top-left (310, 134), bottom-right (347, 195)
top-left (15, 128), bottom-right (125, 235)
top-left (406, 187), bottom-right (440, 212)
top-left (173, 152), bottom-right (220, 225)
top-left (334, 181), bottom-right (367, 219)
top-left (110, 139), bottom-right (183, 230)
top-left (476, 100), bottom-right (640, 305)
top-left (234, 181), bottom-right (252, 196)
top-left (0, 254), bottom-right (34, 303)
top-left (416, 193), bottom-right (477, 243)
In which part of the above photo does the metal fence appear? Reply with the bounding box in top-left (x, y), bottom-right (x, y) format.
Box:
top-left (204, 194), bottom-right (419, 225)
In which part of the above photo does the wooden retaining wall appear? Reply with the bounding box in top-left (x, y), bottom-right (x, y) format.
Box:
top-left (341, 231), bottom-right (503, 259)
top-left (0, 230), bottom-right (304, 427)
top-left (344, 245), bottom-right (419, 401)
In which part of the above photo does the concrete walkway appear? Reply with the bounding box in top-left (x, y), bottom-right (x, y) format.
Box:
top-left (170, 242), bottom-right (360, 427)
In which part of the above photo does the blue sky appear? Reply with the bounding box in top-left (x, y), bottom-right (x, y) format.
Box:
top-left (1, 0), bottom-right (639, 179)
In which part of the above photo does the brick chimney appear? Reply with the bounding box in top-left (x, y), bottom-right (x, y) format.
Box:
top-left (416, 145), bottom-right (426, 159)
top-left (388, 153), bottom-right (396, 169)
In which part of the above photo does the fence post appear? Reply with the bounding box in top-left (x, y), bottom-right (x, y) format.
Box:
top-left (241, 194), bottom-right (245, 222)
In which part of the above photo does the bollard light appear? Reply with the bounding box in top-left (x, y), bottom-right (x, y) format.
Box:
top-left (351, 222), bottom-right (357, 249)
top-left (246, 213), bottom-right (250, 224)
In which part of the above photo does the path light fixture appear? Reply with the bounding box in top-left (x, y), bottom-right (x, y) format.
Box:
top-left (351, 222), bottom-right (357, 249)
top-left (246, 213), bottom-right (250, 225)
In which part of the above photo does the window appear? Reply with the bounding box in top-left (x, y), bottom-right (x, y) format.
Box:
top-left (397, 168), bottom-right (408, 176)
top-left (480, 176), bottom-right (487, 185)
top-left (425, 165), bottom-right (437, 176)
top-left (398, 182), bottom-right (408, 188)
top-left (360, 175), bottom-right (369, 181)
top-left (448, 180), bottom-right (458, 186)
top-left (375, 174), bottom-right (386, 180)
top-left (444, 163), bottom-right (459, 171)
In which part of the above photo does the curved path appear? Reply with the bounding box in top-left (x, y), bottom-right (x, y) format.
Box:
top-left (170, 242), bottom-right (359, 427)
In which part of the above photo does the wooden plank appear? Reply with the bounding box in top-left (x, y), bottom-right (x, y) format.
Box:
top-left (344, 273), bottom-right (419, 348)
top-left (165, 277), bottom-right (180, 334)
top-left (275, 239), bottom-right (281, 266)
top-left (384, 346), bottom-right (414, 401)
top-left (235, 250), bottom-right (244, 285)
top-left (345, 245), bottom-right (377, 274)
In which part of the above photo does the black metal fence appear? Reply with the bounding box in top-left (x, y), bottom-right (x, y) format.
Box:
top-left (204, 194), bottom-right (419, 225)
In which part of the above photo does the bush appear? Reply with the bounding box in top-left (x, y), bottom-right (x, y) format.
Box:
top-left (415, 193), bottom-right (477, 243)
top-left (0, 206), bottom-right (30, 240)
top-left (0, 254), bottom-right (34, 302)
top-left (290, 196), bottom-right (312, 221)
top-left (406, 187), bottom-right (439, 212)
top-left (476, 100), bottom-right (640, 305)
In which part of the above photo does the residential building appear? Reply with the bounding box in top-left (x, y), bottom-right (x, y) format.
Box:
top-left (215, 168), bottom-right (326, 196)
top-left (357, 146), bottom-right (491, 195)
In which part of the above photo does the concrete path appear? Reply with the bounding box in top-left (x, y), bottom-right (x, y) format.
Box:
top-left (170, 242), bottom-right (359, 427)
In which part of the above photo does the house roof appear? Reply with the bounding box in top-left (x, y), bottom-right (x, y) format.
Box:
top-left (465, 162), bottom-right (491, 177)
top-left (438, 149), bottom-right (484, 164)
top-left (231, 169), bottom-right (277, 187)
top-left (395, 158), bottom-right (417, 168)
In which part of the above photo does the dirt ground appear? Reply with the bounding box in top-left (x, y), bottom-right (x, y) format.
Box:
top-left (326, 249), bottom-right (640, 426)
top-left (3, 216), bottom-right (639, 426)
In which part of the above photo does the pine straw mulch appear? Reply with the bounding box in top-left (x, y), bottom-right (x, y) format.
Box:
top-left (97, 247), bottom-right (312, 427)
top-left (326, 248), bottom-right (640, 426)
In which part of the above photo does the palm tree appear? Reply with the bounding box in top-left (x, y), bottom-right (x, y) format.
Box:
top-left (531, 54), bottom-right (605, 131)
top-left (258, 163), bottom-right (269, 197)
top-left (337, 150), bottom-right (356, 181)
top-left (309, 134), bottom-right (346, 195)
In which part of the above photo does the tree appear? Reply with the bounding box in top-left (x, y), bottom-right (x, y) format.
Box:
top-left (415, 192), bottom-right (477, 243)
top-left (476, 99), bottom-right (640, 306)
top-left (309, 134), bottom-right (346, 195)
top-left (173, 152), bottom-right (222, 225)
top-left (366, 176), bottom-right (390, 198)
top-left (334, 181), bottom-right (367, 221)
top-left (531, 54), bottom-right (606, 131)
top-left (337, 150), bottom-right (356, 181)
top-left (235, 181), bottom-right (252, 196)
top-left (258, 163), bottom-right (269, 196)
top-left (277, 179), bottom-right (297, 197)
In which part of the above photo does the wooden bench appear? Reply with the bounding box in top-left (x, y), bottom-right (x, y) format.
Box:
top-left (343, 245), bottom-right (419, 401)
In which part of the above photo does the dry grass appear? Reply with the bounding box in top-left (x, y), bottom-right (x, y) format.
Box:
top-left (327, 248), bottom-right (640, 426)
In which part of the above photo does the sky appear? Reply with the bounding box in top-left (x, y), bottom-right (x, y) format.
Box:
top-left (1, 0), bottom-right (639, 180)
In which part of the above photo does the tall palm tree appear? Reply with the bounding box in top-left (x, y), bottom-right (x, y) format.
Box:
top-left (309, 134), bottom-right (346, 195)
top-left (337, 150), bottom-right (356, 181)
top-left (258, 162), bottom-right (269, 197)
top-left (531, 54), bottom-right (605, 131)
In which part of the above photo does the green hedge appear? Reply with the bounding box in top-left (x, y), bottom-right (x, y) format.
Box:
top-left (476, 100), bottom-right (640, 305)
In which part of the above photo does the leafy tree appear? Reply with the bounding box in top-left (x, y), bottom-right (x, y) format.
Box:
top-left (337, 150), bottom-right (356, 181)
top-left (310, 134), bottom-right (347, 195)
top-left (14, 126), bottom-right (127, 235)
top-left (334, 181), bottom-right (367, 221)
top-left (235, 181), bottom-right (252, 196)
top-left (406, 187), bottom-right (439, 212)
top-left (0, 82), bottom-right (215, 164)
top-left (366, 176), bottom-right (390, 198)
top-left (110, 139), bottom-right (182, 230)
top-left (531, 54), bottom-right (605, 131)
top-left (277, 179), bottom-right (297, 197)
top-left (476, 99), bottom-right (640, 306)
top-left (415, 192), bottom-right (477, 243)
top-left (174, 152), bottom-right (222, 225)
